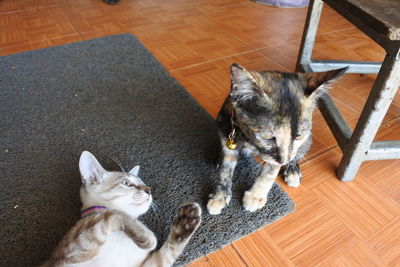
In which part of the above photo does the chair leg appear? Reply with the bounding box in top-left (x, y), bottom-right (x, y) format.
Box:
top-left (337, 47), bottom-right (400, 181)
top-left (296, 0), bottom-right (324, 72)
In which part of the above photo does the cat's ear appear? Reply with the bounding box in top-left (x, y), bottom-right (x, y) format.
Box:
top-left (79, 151), bottom-right (107, 185)
top-left (230, 63), bottom-right (262, 101)
top-left (129, 165), bottom-right (140, 176)
top-left (303, 67), bottom-right (348, 97)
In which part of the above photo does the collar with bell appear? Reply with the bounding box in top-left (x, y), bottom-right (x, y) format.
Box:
top-left (226, 108), bottom-right (238, 150)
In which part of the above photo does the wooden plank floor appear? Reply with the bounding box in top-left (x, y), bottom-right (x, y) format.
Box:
top-left (1, 0), bottom-right (399, 266)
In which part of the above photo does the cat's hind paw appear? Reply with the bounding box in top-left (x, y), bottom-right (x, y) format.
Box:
top-left (171, 203), bottom-right (201, 243)
top-left (207, 192), bottom-right (231, 215)
top-left (242, 191), bottom-right (267, 212)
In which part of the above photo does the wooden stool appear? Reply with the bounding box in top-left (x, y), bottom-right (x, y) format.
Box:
top-left (296, 0), bottom-right (400, 181)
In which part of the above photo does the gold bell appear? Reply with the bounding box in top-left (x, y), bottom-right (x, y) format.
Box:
top-left (226, 139), bottom-right (237, 150)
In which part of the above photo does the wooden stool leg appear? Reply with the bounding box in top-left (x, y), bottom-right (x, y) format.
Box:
top-left (296, 0), bottom-right (324, 72)
top-left (337, 47), bottom-right (400, 181)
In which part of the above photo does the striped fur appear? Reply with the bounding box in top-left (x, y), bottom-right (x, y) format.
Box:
top-left (43, 151), bottom-right (201, 267)
top-left (208, 63), bottom-right (347, 214)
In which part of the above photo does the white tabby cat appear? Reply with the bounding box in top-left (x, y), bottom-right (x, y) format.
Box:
top-left (42, 151), bottom-right (201, 267)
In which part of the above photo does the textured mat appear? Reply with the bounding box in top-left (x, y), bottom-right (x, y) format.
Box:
top-left (0, 34), bottom-right (295, 266)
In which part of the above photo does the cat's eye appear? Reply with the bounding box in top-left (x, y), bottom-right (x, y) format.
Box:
top-left (295, 135), bottom-right (303, 140)
top-left (122, 180), bottom-right (131, 187)
top-left (260, 133), bottom-right (274, 141)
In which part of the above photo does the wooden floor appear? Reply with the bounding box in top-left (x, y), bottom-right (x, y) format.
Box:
top-left (2, 0), bottom-right (400, 266)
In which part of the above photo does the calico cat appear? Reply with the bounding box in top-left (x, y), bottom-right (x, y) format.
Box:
top-left (43, 151), bottom-right (201, 267)
top-left (207, 63), bottom-right (347, 214)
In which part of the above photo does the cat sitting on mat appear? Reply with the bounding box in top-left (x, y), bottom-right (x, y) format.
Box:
top-left (43, 151), bottom-right (201, 267)
top-left (207, 63), bottom-right (347, 215)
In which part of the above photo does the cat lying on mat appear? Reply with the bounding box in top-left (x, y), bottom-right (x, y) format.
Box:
top-left (43, 151), bottom-right (201, 267)
top-left (208, 63), bottom-right (347, 215)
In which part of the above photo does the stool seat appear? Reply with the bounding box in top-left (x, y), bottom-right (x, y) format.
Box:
top-left (325, 0), bottom-right (400, 41)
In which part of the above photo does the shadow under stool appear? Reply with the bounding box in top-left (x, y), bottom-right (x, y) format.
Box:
top-left (296, 0), bottom-right (400, 181)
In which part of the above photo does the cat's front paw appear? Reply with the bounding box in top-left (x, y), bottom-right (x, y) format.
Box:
top-left (283, 162), bottom-right (302, 188)
top-left (284, 172), bottom-right (301, 188)
top-left (242, 191), bottom-right (267, 212)
top-left (171, 203), bottom-right (201, 243)
top-left (136, 233), bottom-right (157, 251)
top-left (207, 192), bottom-right (231, 215)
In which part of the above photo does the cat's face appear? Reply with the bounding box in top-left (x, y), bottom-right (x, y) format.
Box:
top-left (230, 63), bottom-right (346, 165)
top-left (79, 151), bottom-right (152, 218)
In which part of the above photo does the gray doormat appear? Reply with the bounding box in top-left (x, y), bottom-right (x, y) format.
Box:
top-left (0, 34), bottom-right (294, 266)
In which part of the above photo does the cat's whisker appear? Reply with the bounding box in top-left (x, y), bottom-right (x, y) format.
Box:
top-left (152, 202), bottom-right (161, 215)
top-left (149, 201), bottom-right (163, 225)
top-left (150, 204), bottom-right (157, 215)
top-left (150, 201), bottom-right (161, 213)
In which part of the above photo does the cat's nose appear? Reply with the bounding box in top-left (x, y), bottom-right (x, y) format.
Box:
top-left (275, 157), bottom-right (287, 165)
top-left (276, 152), bottom-right (288, 165)
top-left (279, 160), bottom-right (288, 165)
top-left (143, 186), bottom-right (151, 195)
top-left (275, 156), bottom-right (285, 165)
top-left (137, 185), bottom-right (151, 194)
